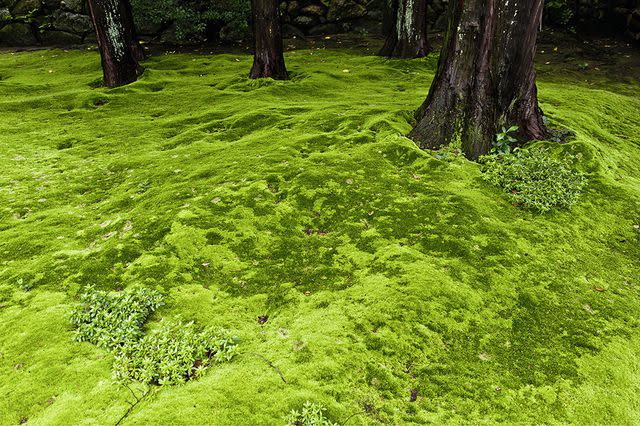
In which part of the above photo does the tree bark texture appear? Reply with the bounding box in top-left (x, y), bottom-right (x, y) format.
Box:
top-left (87, 0), bottom-right (142, 88)
top-left (380, 0), bottom-right (432, 58)
top-left (410, 0), bottom-right (549, 160)
top-left (250, 0), bottom-right (289, 80)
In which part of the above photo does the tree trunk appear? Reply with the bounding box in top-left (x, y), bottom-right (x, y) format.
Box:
top-left (121, 0), bottom-right (145, 62)
top-left (380, 0), bottom-right (432, 58)
top-left (87, 0), bottom-right (142, 88)
top-left (628, 9), bottom-right (640, 42)
top-left (250, 0), bottom-right (289, 80)
top-left (409, 0), bottom-right (549, 160)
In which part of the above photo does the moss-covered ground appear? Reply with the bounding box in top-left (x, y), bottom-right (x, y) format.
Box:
top-left (1, 41), bottom-right (639, 425)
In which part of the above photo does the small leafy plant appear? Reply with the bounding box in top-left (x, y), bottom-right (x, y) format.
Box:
top-left (285, 401), bottom-right (338, 426)
top-left (70, 286), bottom-right (164, 350)
top-left (71, 287), bottom-right (238, 386)
top-left (491, 125), bottom-right (519, 155)
top-left (481, 148), bottom-right (586, 212)
top-left (113, 319), bottom-right (238, 385)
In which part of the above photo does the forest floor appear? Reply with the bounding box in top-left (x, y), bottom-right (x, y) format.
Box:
top-left (1, 35), bottom-right (640, 425)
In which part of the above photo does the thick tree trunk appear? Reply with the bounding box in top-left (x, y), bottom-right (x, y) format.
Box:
top-left (250, 0), bottom-right (288, 80)
top-left (87, 0), bottom-right (142, 88)
top-left (410, 0), bottom-right (549, 160)
top-left (380, 0), bottom-right (432, 58)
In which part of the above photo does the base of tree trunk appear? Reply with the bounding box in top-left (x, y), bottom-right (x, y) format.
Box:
top-left (250, 0), bottom-right (289, 80)
top-left (88, 0), bottom-right (142, 88)
top-left (249, 56), bottom-right (289, 80)
top-left (410, 0), bottom-right (549, 160)
top-left (379, 37), bottom-right (432, 59)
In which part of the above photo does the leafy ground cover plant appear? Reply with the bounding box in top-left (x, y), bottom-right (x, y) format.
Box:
top-left (71, 287), bottom-right (238, 386)
top-left (113, 320), bottom-right (239, 385)
top-left (481, 148), bottom-right (586, 212)
top-left (70, 286), bottom-right (164, 350)
top-left (284, 402), bottom-right (338, 426)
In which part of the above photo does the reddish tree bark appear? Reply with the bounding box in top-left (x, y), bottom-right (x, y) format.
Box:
top-left (250, 0), bottom-right (289, 80)
top-left (87, 0), bottom-right (143, 87)
top-left (410, 0), bottom-right (549, 159)
top-left (380, 0), bottom-right (432, 58)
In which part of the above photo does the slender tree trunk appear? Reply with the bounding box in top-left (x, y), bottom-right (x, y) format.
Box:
top-left (380, 0), bottom-right (431, 58)
top-left (250, 0), bottom-right (289, 80)
top-left (88, 0), bottom-right (142, 88)
top-left (410, 0), bottom-right (548, 160)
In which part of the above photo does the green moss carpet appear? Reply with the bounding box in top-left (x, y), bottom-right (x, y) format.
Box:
top-left (1, 47), bottom-right (639, 424)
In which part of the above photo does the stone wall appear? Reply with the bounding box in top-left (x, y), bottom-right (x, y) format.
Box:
top-left (0, 0), bottom-right (93, 45)
top-left (0, 0), bottom-right (443, 46)
top-left (281, 0), bottom-right (449, 36)
top-left (0, 0), bottom-right (397, 46)
top-left (282, 0), bottom-right (377, 36)
top-left (1, 0), bottom-right (639, 47)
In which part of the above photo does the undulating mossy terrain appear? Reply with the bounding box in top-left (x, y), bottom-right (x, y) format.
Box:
top-left (0, 44), bottom-right (639, 425)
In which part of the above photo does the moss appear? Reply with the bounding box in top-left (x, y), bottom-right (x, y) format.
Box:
top-left (0, 47), bottom-right (639, 424)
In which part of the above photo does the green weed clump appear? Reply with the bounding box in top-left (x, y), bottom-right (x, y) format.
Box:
top-left (113, 320), bottom-right (238, 385)
top-left (70, 286), bottom-right (164, 350)
top-left (481, 149), bottom-right (586, 212)
top-left (491, 125), bottom-right (519, 155)
top-left (284, 402), bottom-right (337, 426)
